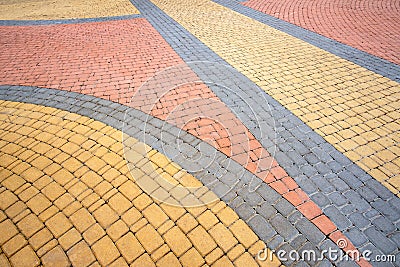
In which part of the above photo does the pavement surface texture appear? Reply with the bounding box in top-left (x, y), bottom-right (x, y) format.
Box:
top-left (0, 0), bottom-right (399, 266)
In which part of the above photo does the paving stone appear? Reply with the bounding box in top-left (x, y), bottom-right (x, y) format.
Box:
top-left (295, 218), bottom-right (325, 245)
top-left (364, 227), bottom-right (397, 254)
top-left (323, 206), bottom-right (351, 231)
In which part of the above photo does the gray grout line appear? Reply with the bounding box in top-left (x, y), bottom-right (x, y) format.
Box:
top-left (0, 85), bottom-right (341, 266)
top-left (213, 0), bottom-right (400, 83)
top-left (0, 14), bottom-right (143, 26)
top-left (128, 0), bottom-right (400, 263)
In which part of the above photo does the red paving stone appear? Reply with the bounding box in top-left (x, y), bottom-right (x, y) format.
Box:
top-left (243, 0), bottom-right (400, 65)
top-left (0, 19), bottom-right (182, 104)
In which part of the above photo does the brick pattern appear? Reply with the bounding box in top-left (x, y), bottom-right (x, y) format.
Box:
top-left (0, 0), bottom-right (139, 20)
top-left (0, 100), bottom-right (281, 267)
top-left (0, 12), bottom-right (346, 256)
top-left (243, 0), bottom-right (400, 65)
top-left (150, 0), bottom-right (400, 197)
top-left (0, 18), bottom-right (181, 105)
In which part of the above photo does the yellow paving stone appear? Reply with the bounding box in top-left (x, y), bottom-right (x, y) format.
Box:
top-left (212, 256), bottom-right (234, 267)
top-left (70, 208), bottom-right (96, 233)
top-left (116, 233), bottom-right (145, 263)
top-left (108, 192), bottom-right (132, 215)
top-left (131, 253), bottom-right (156, 267)
top-left (216, 207), bottom-right (239, 227)
top-left (121, 207), bottom-right (142, 227)
top-left (42, 246), bottom-right (70, 267)
top-left (67, 241), bottom-right (96, 267)
top-left (143, 203), bottom-right (169, 228)
top-left (229, 220), bottom-right (258, 249)
top-left (106, 220), bottom-right (129, 241)
top-left (187, 225), bottom-right (217, 256)
top-left (58, 228), bottom-right (81, 251)
top-left (227, 244), bottom-right (245, 261)
top-left (17, 213), bottom-right (44, 238)
top-left (157, 220), bottom-right (175, 235)
top-left (42, 182), bottom-right (65, 201)
top-left (93, 204), bottom-right (119, 228)
top-left (92, 236), bottom-right (121, 266)
top-left (2, 234), bottom-right (27, 257)
top-left (83, 223), bottom-right (105, 246)
top-left (205, 248), bottom-right (224, 265)
top-left (151, 244), bottom-right (170, 262)
top-left (9, 246), bottom-right (40, 267)
top-left (133, 194), bottom-right (153, 211)
top-left (0, 254), bottom-right (11, 267)
top-left (136, 225), bottom-right (164, 253)
top-left (0, 191), bottom-right (18, 210)
top-left (107, 257), bottom-right (128, 267)
top-left (157, 252), bottom-right (181, 267)
top-left (209, 223), bottom-right (238, 253)
top-left (28, 228), bottom-right (53, 251)
top-left (176, 213), bottom-right (198, 234)
top-left (45, 212), bottom-right (72, 238)
top-left (180, 247), bottom-right (204, 267)
top-left (163, 226), bottom-right (192, 257)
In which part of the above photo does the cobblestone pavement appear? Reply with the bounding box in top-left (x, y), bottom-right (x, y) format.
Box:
top-left (0, 0), bottom-right (399, 266)
top-left (242, 0), bottom-right (400, 65)
top-left (0, 0), bottom-right (139, 20)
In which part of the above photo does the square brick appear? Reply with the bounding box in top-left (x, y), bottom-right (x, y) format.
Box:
top-left (2, 234), bottom-right (27, 257)
top-left (209, 223), bottom-right (238, 252)
top-left (143, 204), bottom-right (169, 228)
top-left (176, 213), bottom-right (198, 233)
top-left (157, 252), bottom-right (180, 267)
top-left (163, 226), bottom-right (191, 257)
top-left (45, 213), bottom-right (72, 238)
top-left (83, 224), bottom-right (105, 245)
top-left (121, 207), bottom-right (142, 226)
top-left (229, 220), bottom-right (258, 248)
top-left (92, 236), bottom-right (120, 266)
top-left (59, 228), bottom-right (82, 250)
top-left (116, 233), bottom-right (145, 263)
top-left (42, 246), bottom-right (69, 267)
top-left (217, 207), bottom-right (239, 227)
top-left (29, 228), bottom-right (53, 250)
top-left (17, 213), bottom-right (44, 238)
top-left (70, 208), bottom-right (96, 233)
top-left (180, 247), bottom-right (204, 267)
top-left (108, 193), bottom-right (132, 215)
top-left (188, 226), bottom-right (217, 256)
top-left (93, 205), bottom-right (119, 228)
top-left (106, 220), bottom-right (129, 241)
top-left (26, 194), bottom-right (51, 215)
top-left (42, 182), bottom-right (65, 201)
top-left (10, 246), bottom-right (40, 267)
top-left (136, 225), bottom-right (163, 253)
top-left (67, 241), bottom-right (96, 267)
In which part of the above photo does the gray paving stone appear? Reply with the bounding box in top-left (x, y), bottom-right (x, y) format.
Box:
top-left (295, 218), bottom-right (325, 245)
top-left (236, 203), bottom-right (256, 221)
top-left (256, 202), bottom-right (277, 219)
top-left (248, 215), bottom-right (277, 240)
top-left (348, 213), bottom-right (370, 229)
top-left (310, 192), bottom-right (331, 209)
top-left (371, 199), bottom-right (400, 221)
top-left (346, 227), bottom-right (368, 247)
top-left (324, 206), bottom-right (352, 230)
top-left (270, 214), bottom-right (299, 241)
top-left (365, 227), bottom-right (397, 254)
top-left (256, 183), bottom-right (281, 203)
top-left (372, 216), bottom-right (396, 234)
top-left (274, 198), bottom-right (295, 217)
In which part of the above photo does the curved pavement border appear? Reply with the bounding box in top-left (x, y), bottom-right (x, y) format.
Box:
top-left (0, 85), bottom-right (359, 266)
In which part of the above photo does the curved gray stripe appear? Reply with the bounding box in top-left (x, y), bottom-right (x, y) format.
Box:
top-left (127, 0), bottom-right (399, 264)
top-left (213, 0), bottom-right (400, 83)
top-left (0, 14), bottom-right (142, 26)
top-left (1, 85), bottom-right (342, 266)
